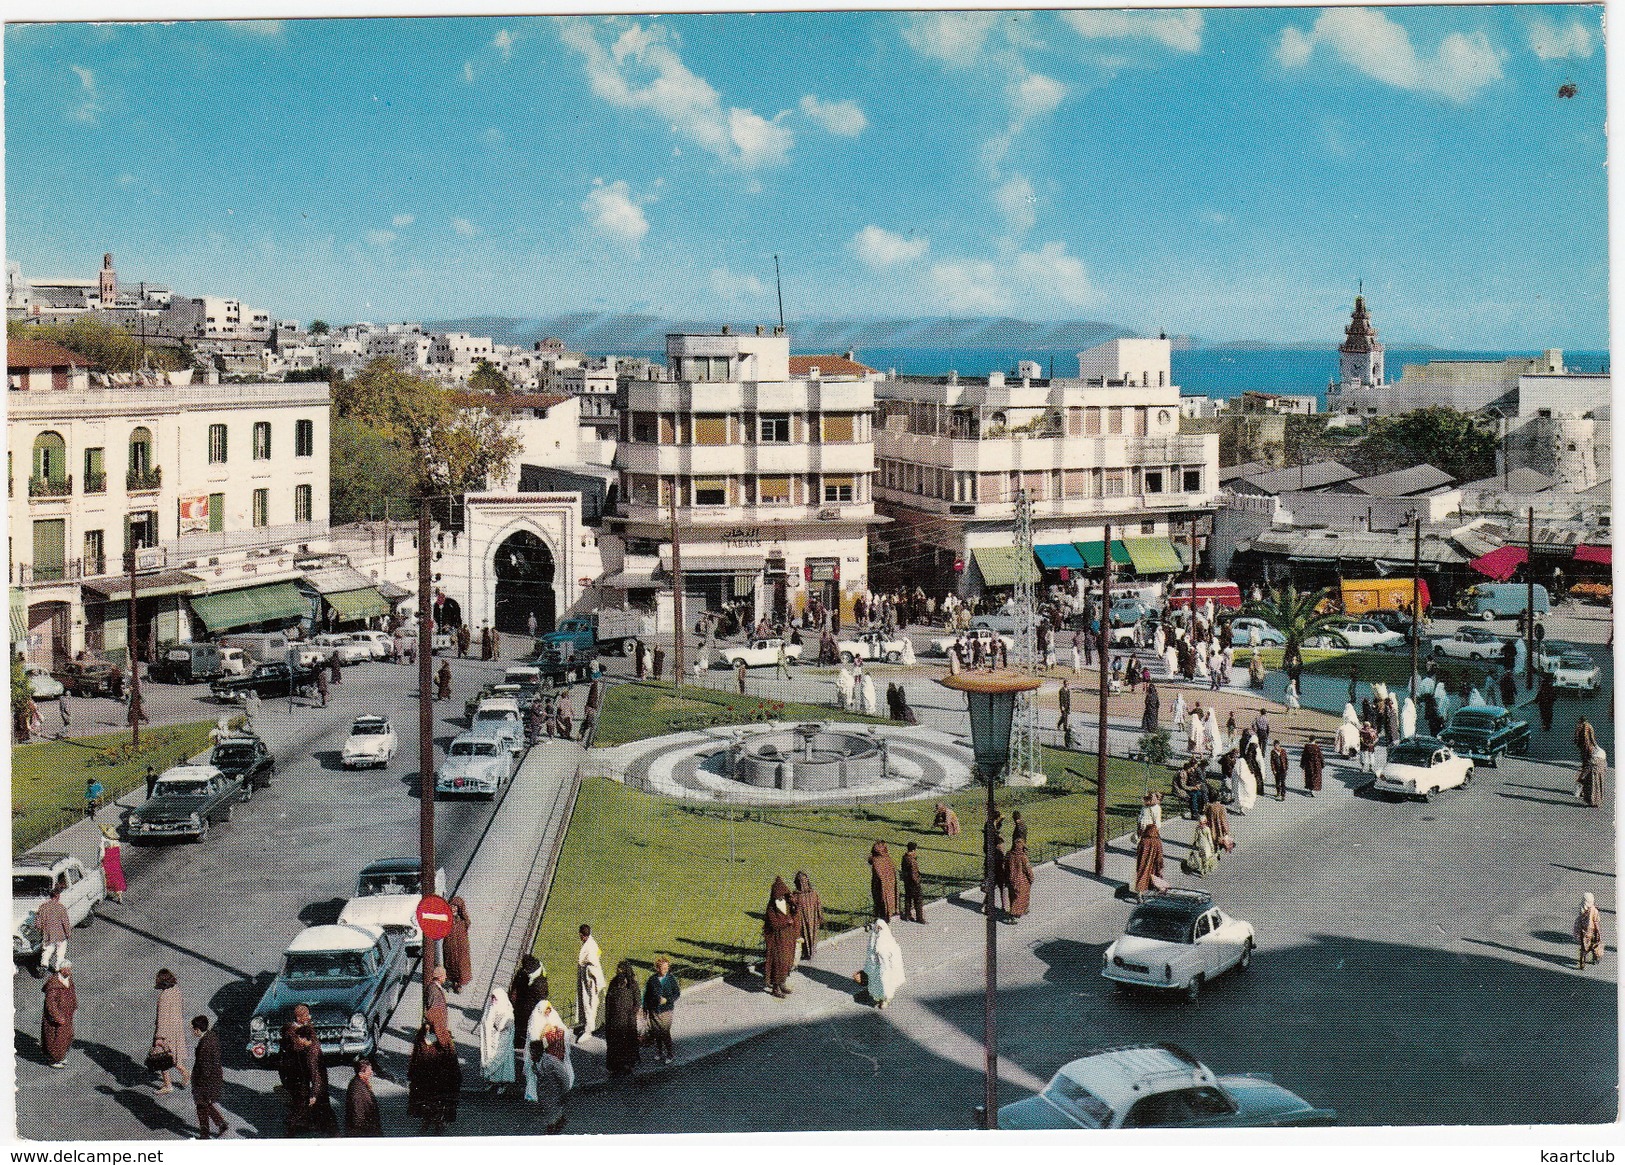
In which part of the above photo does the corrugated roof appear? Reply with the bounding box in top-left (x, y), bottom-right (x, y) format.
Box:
top-left (1245, 527), bottom-right (1467, 565)
top-left (301, 563), bottom-right (377, 595)
top-left (1237, 461), bottom-right (1358, 495)
top-left (7, 338), bottom-right (90, 370)
top-left (1345, 465), bottom-right (1455, 497)
top-left (971, 546), bottom-right (1040, 587)
top-left (1218, 460), bottom-right (1275, 483)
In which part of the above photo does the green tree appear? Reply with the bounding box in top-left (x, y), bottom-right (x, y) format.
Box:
top-left (308, 319), bottom-right (330, 335)
top-left (1358, 408), bottom-right (1497, 483)
top-left (8, 317), bottom-right (188, 373)
top-left (468, 358), bottom-right (512, 397)
top-left (1244, 585), bottom-right (1350, 676)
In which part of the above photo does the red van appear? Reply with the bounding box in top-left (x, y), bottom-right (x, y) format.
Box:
top-left (1165, 581), bottom-right (1244, 612)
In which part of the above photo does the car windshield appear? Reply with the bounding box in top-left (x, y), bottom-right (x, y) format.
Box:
top-left (213, 743), bottom-right (256, 762)
top-left (352, 721), bottom-right (390, 735)
top-left (1125, 909), bottom-right (1191, 943)
top-left (158, 780), bottom-right (211, 797)
top-left (13, 874), bottom-right (56, 898)
top-left (1559, 654), bottom-right (1592, 668)
top-left (1388, 743), bottom-right (1435, 765)
top-left (283, 951), bottom-right (369, 982)
top-left (476, 709), bottom-right (516, 723)
top-left (451, 740), bottom-right (499, 757)
top-left (358, 874), bottom-right (416, 895)
top-left (1042, 1075), bottom-right (1115, 1128)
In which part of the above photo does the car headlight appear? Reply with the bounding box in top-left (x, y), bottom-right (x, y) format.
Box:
top-left (348, 1012), bottom-right (368, 1032)
top-left (249, 1015), bottom-right (267, 1037)
top-left (189, 813), bottom-right (202, 827)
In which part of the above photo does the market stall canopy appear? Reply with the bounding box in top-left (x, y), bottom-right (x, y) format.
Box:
top-left (81, 570), bottom-right (204, 604)
top-left (1122, 537), bottom-right (1184, 575)
top-left (189, 581), bottom-right (309, 632)
top-left (1033, 543), bottom-right (1086, 571)
top-left (1574, 544), bottom-right (1612, 566)
top-left (971, 546), bottom-right (1040, 587)
top-left (1469, 545), bottom-right (1527, 582)
top-left (325, 587), bottom-right (391, 622)
top-left (1072, 540), bottom-right (1131, 569)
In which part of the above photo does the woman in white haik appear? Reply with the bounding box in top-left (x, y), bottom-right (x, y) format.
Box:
top-left (1204, 706), bottom-right (1226, 756)
top-left (1335, 703), bottom-right (1361, 758)
top-left (859, 668), bottom-right (877, 716)
top-left (477, 987), bottom-right (516, 1092)
top-left (1285, 678), bottom-right (1301, 713)
top-left (524, 997), bottom-right (574, 1134)
top-left (1400, 695), bottom-right (1417, 739)
top-left (859, 919), bottom-right (907, 1010)
top-left (836, 664), bottom-right (855, 710)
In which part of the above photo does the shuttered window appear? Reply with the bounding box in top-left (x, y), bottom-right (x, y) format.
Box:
top-left (693, 416), bottom-right (728, 445)
top-left (693, 477), bottom-right (727, 506)
top-left (209, 493), bottom-right (225, 533)
top-left (32, 519), bottom-right (66, 580)
top-left (821, 414), bottom-right (855, 443)
top-left (758, 477), bottom-right (792, 504)
top-left (822, 475), bottom-right (855, 503)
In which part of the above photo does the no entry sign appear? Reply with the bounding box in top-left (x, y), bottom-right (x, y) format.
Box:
top-left (416, 894), bottom-right (454, 941)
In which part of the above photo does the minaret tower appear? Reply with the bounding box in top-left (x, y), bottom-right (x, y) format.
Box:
top-left (1338, 293), bottom-right (1384, 388)
top-left (98, 252), bottom-right (117, 307)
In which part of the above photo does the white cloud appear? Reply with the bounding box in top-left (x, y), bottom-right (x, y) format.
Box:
top-left (1276, 10), bottom-right (1504, 103)
top-left (451, 217), bottom-right (478, 238)
top-left (1528, 17), bottom-right (1593, 60)
top-left (901, 12), bottom-right (998, 67)
top-left (994, 174), bottom-right (1038, 235)
top-left (926, 241), bottom-right (1096, 314)
top-left (68, 64), bottom-right (102, 123)
top-left (1006, 72), bottom-right (1066, 122)
top-left (391, 213), bottom-right (415, 229)
top-left (710, 267), bottom-right (768, 301)
top-left (492, 28), bottom-right (514, 59)
top-left (462, 61), bottom-right (476, 84)
top-left (1061, 10), bottom-right (1204, 53)
top-left (365, 229), bottom-right (396, 247)
top-left (1012, 241), bottom-right (1096, 308)
top-left (582, 179), bottom-right (649, 247)
top-left (927, 258), bottom-right (1010, 314)
top-left (850, 225), bottom-right (929, 269)
top-left (558, 18), bottom-right (794, 168)
top-left (799, 94), bottom-right (867, 137)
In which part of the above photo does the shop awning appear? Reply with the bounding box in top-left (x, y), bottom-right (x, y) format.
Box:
top-left (375, 580), bottom-right (412, 602)
top-left (1469, 545), bottom-right (1527, 582)
top-left (325, 587), bottom-right (391, 622)
top-left (1072, 540), bottom-right (1131, 569)
top-left (301, 563), bottom-right (377, 595)
top-left (10, 588), bottom-right (26, 642)
top-left (1574, 543), bottom-right (1612, 566)
top-left (82, 570), bottom-right (204, 603)
top-left (190, 581), bottom-right (310, 632)
top-left (971, 547), bottom-right (1040, 587)
top-left (1033, 543), bottom-right (1086, 570)
top-left (1122, 537), bottom-right (1185, 575)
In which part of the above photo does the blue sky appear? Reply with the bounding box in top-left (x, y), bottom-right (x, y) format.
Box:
top-left (3, 7), bottom-right (1610, 347)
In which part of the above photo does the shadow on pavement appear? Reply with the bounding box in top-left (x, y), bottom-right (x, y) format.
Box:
top-left (1495, 790), bottom-right (1578, 808)
top-left (97, 914), bottom-right (256, 982)
top-left (94, 1082), bottom-right (196, 1136)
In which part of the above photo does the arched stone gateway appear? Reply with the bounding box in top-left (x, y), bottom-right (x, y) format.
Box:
top-left (493, 530), bottom-right (556, 637)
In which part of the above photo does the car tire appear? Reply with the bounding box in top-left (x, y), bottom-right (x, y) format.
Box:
top-left (622, 638), bottom-right (638, 657)
top-left (1238, 939), bottom-right (1253, 971)
top-left (1481, 610), bottom-right (1496, 622)
top-left (1469, 652), bottom-right (1482, 661)
top-left (1183, 975), bottom-right (1202, 1003)
top-left (76, 909), bottom-right (95, 929)
top-left (221, 802), bottom-right (233, 822)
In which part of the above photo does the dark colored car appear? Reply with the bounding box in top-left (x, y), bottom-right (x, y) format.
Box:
top-left (1441, 705), bottom-right (1532, 766)
top-left (125, 764), bottom-right (246, 842)
top-left (1367, 609), bottom-right (1419, 635)
top-left (52, 660), bottom-right (118, 696)
top-left (245, 923), bottom-right (410, 1063)
top-left (209, 733), bottom-right (275, 792)
top-left (210, 661), bottom-right (315, 702)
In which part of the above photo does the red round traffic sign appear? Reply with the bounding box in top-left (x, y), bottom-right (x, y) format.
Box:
top-left (415, 894), bottom-right (454, 942)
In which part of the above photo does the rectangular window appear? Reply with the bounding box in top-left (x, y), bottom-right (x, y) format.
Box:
top-left (821, 414), bottom-right (855, 443)
top-left (1145, 470), bottom-right (1164, 494)
top-left (757, 476), bottom-right (792, 504)
top-left (294, 484), bottom-right (313, 522)
top-left (295, 419), bottom-right (314, 457)
top-left (32, 519), bottom-right (66, 581)
top-left (1107, 409), bottom-right (1124, 435)
top-left (1104, 469), bottom-right (1126, 496)
top-left (1021, 471), bottom-right (1047, 500)
top-left (1141, 519), bottom-right (1157, 535)
top-left (822, 475), bottom-right (855, 504)
top-left (628, 474), bottom-right (660, 505)
top-left (252, 488), bottom-right (269, 528)
top-left (631, 414), bottom-right (658, 444)
top-left (693, 416), bottom-right (728, 446)
top-left (208, 424), bottom-right (228, 463)
top-left (759, 414), bottom-right (791, 443)
top-left (693, 477), bottom-right (727, 506)
top-left (955, 471), bottom-right (978, 503)
top-left (125, 511), bottom-right (157, 553)
top-left (208, 492), bottom-right (225, 533)
top-left (253, 421), bottom-right (272, 460)
top-left (1183, 469), bottom-right (1202, 492)
top-left (1085, 407), bottom-right (1102, 435)
top-left (84, 447), bottom-right (105, 493)
top-left (83, 530), bottom-right (105, 577)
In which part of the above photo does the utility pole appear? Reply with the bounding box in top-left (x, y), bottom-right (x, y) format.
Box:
top-left (1410, 513), bottom-right (1422, 697)
top-left (1094, 523), bottom-right (1112, 878)
top-left (125, 548), bottom-right (143, 747)
top-left (669, 484), bottom-right (685, 695)
top-left (1188, 518), bottom-right (1198, 594)
top-left (1526, 506), bottom-right (1537, 690)
top-left (417, 505), bottom-right (437, 998)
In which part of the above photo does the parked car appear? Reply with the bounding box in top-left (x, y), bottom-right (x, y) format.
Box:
top-left (1535, 639), bottom-right (1580, 672)
top-left (24, 665), bottom-right (65, 700)
top-left (1440, 705), bottom-right (1531, 766)
top-left (718, 637), bottom-right (803, 668)
top-left (465, 683), bottom-right (524, 722)
top-left (310, 633), bottom-right (370, 665)
top-left (13, 852), bottom-right (104, 967)
top-left (1550, 650), bottom-right (1601, 694)
top-left (1460, 582), bottom-right (1550, 622)
top-left (436, 733), bottom-right (513, 798)
top-left (210, 661), bottom-right (317, 702)
top-left (500, 666), bottom-right (544, 703)
top-left (1570, 580), bottom-right (1612, 606)
top-left (287, 643), bottom-right (328, 669)
top-left (1109, 599), bottom-right (1157, 627)
top-left (1101, 889), bottom-right (1255, 1003)
top-left (998, 1043), bottom-right (1335, 1129)
top-left (218, 646), bottom-right (249, 676)
top-left (51, 659), bottom-right (118, 697)
top-left (126, 764), bottom-right (246, 842)
top-left (470, 696), bottom-right (525, 754)
top-left (345, 631), bottom-right (393, 660)
top-left (336, 858), bottom-right (447, 952)
top-left (1431, 627), bottom-right (1506, 662)
top-left (930, 627), bottom-right (1014, 658)
top-left (209, 732), bottom-right (275, 792)
top-left (837, 632), bottom-right (910, 664)
top-left (1227, 617), bottom-right (1285, 648)
top-left (1306, 621), bottom-right (1405, 651)
top-left (1366, 609), bottom-right (1420, 636)
top-left (245, 923), bottom-right (410, 1063)
top-left (1373, 736), bottom-right (1474, 800)
top-left (341, 715), bottom-right (398, 769)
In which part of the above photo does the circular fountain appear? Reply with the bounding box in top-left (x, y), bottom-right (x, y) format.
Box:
top-left (729, 723), bottom-right (888, 791)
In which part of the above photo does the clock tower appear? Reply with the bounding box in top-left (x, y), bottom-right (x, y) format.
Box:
top-left (1338, 294), bottom-right (1384, 388)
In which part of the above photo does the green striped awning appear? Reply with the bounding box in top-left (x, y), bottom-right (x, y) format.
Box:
top-left (970, 547), bottom-right (1040, 587)
top-left (10, 588), bottom-right (26, 642)
top-left (190, 581), bottom-right (310, 632)
top-left (1073, 540), bottom-right (1131, 569)
top-left (1122, 537), bottom-right (1185, 575)
top-left (326, 587), bottom-right (391, 622)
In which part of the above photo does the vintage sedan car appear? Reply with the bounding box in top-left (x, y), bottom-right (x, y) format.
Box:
top-left (52, 659), bottom-right (118, 697)
top-left (1373, 736), bottom-right (1474, 799)
top-left (436, 733), bottom-right (513, 798)
top-left (1440, 705), bottom-right (1531, 767)
top-left (1550, 650), bottom-right (1601, 694)
top-left (930, 626), bottom-right (1015, 659)
top-left (1306, 621), bottom-right (1405, 651)
top-left (345, 630), bottom-right (393, 660)
top-left (24, 665), bottom-right (65, 700)
top-left (246, 923), bottom-right (410, 1063)
top-left (465, 682), bottom-right (524, 722)
top-left (336, 858), bottom-right (447, 952)
top-left (1431, 627), bottom-right (1507, 662)
top-left (126, 764), bottom-right (246, 842)
top-left (837, 632), bottom-right (911, 664)
top-left (1228, 617), bottom-right (1285, 648)
top-left (209, 732), bottom-right (275, 793)
top-left (718, 637), bottom-right (803, 669)
top-left (470, 696), bottom-right (525, 754)
top-left (1535, 639), bottom-right (1579, 672)
top-left (1109, 598), bottom-right (1157, 627)
top-left (13, 852), bottom-right (104, 966)
top-left (998, 1043), bottom-right (1335, 1130)
top-left (1102, 890), bottom-right (1255, 1003)
top-left (310, 633), bottom-right (370, 665)
top-left (500, 665), bottom-right (545, 702)
top-left (341, 715), bottom-right (398, 769)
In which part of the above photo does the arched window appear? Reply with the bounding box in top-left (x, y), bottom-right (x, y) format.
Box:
top-left (128, 427), bottom-right (153, 475)
top-left (32, 432), bottom-right (67, 482)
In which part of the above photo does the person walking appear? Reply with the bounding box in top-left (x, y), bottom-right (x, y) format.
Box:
top-left (1011, 808), bottom-right (1027, 845)
top-left (901, 842), bottom-right (926, 924)
top-left (868, 841), bottom-right (898, 922)
top-left (642, 956), bottom-right (680, 1065)
top-left (527, 610), bottom-right (539, 639)
top-left (1131, 818), bottom-right (1166, 903)
top-left (1141, 679), bottom-right (1160, 733)
top-left (329, 651), bottom-right (342, 687)
top-left (762, 877), bottom-right (798, 998)
top-left (480, 625), bottom-right (493, 662)
top-left (992, 832), bottom-right (1013, 917)
top-left (1269, 738), bottom-right (1289, 802)
top-left (443, 897), bottom-right (473, 993)
top-left (58, 687), bottom-right (72, 733)
top-left (859, 668), bottom-right (877, 716)
top-left (83, 777), bottom-right (103, 818)
top-left (1358, 720), bottom-right (1378, 773)
top-left (97, 826), bottom-right (127, 906)
top-left (1575, 716), bottom-right (1598, 765)
top-left (1578, 745), bottom-right (1607, 809)
top-left (1057, 679), bottom-right (1072, 731)
top-left (1182, 815), bottom-right (1220, 878)
top-left (478, 987), bottom-right (516, 1093)
top-left (575, 924), bottom-right (605, 1038)
top-left (1535, 673), bottom-right (1557, 731)
top-left (435, 661), bottom-right (452, 702)
top-left (407, 1022), bottom-right (460, 1135)
top-left (509, 955), bottom-right (549, 1077)
top-left (151, 969), bottom-right (191, 1093)
top-left (344, 1058), bottom-right (383, 1136)
top-left (604, 961), bottom-right (641, 1077)
top-left (776, 642), bottom-right (790, 681)
top-left (1302, 735), bottom-right (1325, 797)
top-left (315, 667), bottom-right (329, 708)
top-left (491, 628), bottom-right (503, 660)
top-left (735, 657), bottom-right (748, 696)
top-left (457, 624), bottom-right (471, 659)
top-left (858, 919), bottom-right (906, 1009)
top-left (41, 962), bottom-right (75, 1069)
top-left (190, 1016), bottom-right (230, 1140)
top-left (422, 965), bottom-right (449, 1033)
top-left (791, 871), bottom-right (825, 959)
top-left (1575, 892), bottom-right (1605, 968)
top-left (1070, 630), bottom-right (1084, 675)
top-left (35, 882), bottom-right (71, 974)
top-left (1253, 709), bottom-right (1271, 758)
top-left (277, 1023), bottom-right (311, 1136)
top-left (523, 996), bottom-right (573, 1134)
top-left (1006, 837), bottom-right (1034, 922)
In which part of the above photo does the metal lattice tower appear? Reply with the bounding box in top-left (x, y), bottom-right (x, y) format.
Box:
top-left (1008, 489), bottom-right (1042, 783)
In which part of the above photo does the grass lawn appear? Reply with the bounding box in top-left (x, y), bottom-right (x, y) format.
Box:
top-left (589, 679), bottom-right (893, 748)
top-left (11, 722), bottom-right (216, 856)
top-left (533, 743), bottom-right (1159, 1018)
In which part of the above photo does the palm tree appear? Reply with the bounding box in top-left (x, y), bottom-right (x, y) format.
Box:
top-left (1244, 585), bottom-right (1350, 679)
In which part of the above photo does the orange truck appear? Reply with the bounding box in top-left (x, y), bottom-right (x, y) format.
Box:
top-left (1340, 577), bottom-right (1430, 616)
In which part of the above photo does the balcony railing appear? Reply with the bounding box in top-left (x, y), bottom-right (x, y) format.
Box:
top-left (84, 471), bottom-right (107, 494)
top-left (13, 556), bottom-right (113, 586)
top-left (127, 467), bottom-right (162, 492)
top-left (28, 475), bottom-right (73, 498)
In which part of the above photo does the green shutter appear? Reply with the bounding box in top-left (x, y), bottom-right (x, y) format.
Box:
top-left (32, 519), bottom-right (65, 580)
top-left (209, 493), bottom-right (225, 533)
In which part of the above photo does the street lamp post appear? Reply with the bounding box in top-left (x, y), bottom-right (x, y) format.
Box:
top-left (939, 668), bottom-right (1041, 1131)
